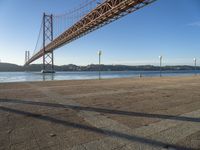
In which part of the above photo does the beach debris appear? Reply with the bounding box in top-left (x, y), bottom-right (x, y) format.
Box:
top-left (50, 133), bottom-right (56, 137)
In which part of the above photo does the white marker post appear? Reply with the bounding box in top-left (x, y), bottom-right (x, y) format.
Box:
top-left (194, 58), bottom-right (197, 76)
top-left (98, 51), bottom-right (102, 80)
top-left (159, 56), bottom-right (163, 77)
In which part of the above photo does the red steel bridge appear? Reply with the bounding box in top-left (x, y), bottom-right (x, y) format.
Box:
top-left (25, 0), bottom-right (156, 73)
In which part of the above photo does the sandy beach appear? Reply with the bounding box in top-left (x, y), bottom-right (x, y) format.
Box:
top-left (0, 76), bottom-right (200, 150)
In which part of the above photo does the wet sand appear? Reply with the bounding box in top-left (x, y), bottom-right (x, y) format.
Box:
top-left (0, 76), bottom-right (200, 150)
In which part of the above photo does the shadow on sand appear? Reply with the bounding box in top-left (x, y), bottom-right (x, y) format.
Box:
top-left (0, 98), bottom-right (199, 150)
top-left (1, 98), bottom-right (200, 123)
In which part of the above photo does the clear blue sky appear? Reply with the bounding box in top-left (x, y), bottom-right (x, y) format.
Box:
top-left (0, 0), bottom-right (200, 66)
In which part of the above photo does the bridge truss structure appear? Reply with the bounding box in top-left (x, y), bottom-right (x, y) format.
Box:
top-left (25, 0), bottom-right (156, 72)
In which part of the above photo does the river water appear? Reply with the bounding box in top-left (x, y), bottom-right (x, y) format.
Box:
top-left (0, 70), bottom-right (199, 83)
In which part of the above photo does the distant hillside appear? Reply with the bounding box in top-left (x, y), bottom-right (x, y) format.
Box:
top-left (0, 63), bottom-right (23, 71)
top-left (0, 62), bottom-right (199, 72)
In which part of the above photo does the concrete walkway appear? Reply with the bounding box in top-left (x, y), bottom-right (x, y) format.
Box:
top-left (0, 76), bottom-right (200, 150)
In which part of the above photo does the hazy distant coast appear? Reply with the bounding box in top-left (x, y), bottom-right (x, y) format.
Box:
top-left (0, 62), bottom-right (199, 72)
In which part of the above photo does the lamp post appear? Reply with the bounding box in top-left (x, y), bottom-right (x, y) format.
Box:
top-left (98, 51), bottom-right (102, 80)
top-left (159, 56), bottom-right (162, 77)
top-left (193, 58), bottom-right (197, 76)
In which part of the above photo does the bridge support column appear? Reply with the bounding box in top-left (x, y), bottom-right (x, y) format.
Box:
top-left (25, 51), bottom-right (30, 64)
top-left (42, 13), bottom-right (55, 74)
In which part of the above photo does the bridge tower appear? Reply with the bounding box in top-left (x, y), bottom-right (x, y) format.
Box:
top-left (25, 51), bottom-right (30, 64)
top-left (41, 13), bottom-right (55, 73)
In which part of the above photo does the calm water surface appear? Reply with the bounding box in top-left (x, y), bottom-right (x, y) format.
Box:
top-left (0, 70), bottom-right (199, 83)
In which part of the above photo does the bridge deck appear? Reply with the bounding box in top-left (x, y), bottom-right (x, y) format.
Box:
top-left (0, 76), bottom-right (200, 150)
top-left (26, 0), bottom-right (155, 65)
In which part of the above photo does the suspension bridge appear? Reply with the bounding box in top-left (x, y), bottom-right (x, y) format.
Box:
top-left (24, 0), bottom-right (156, 73)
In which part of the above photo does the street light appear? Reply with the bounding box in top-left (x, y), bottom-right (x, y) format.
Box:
top-left (98, 51), bottom-right (102, 80)
top-left (159, 56), bottom-right (162, 77)
top-left (193, 58), bottom-right (197, 75)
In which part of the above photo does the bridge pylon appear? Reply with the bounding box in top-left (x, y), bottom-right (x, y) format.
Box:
top-left (25, 51), bottom-right (30, 64)
top-left (41, 13), bottom-right (55, 73)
